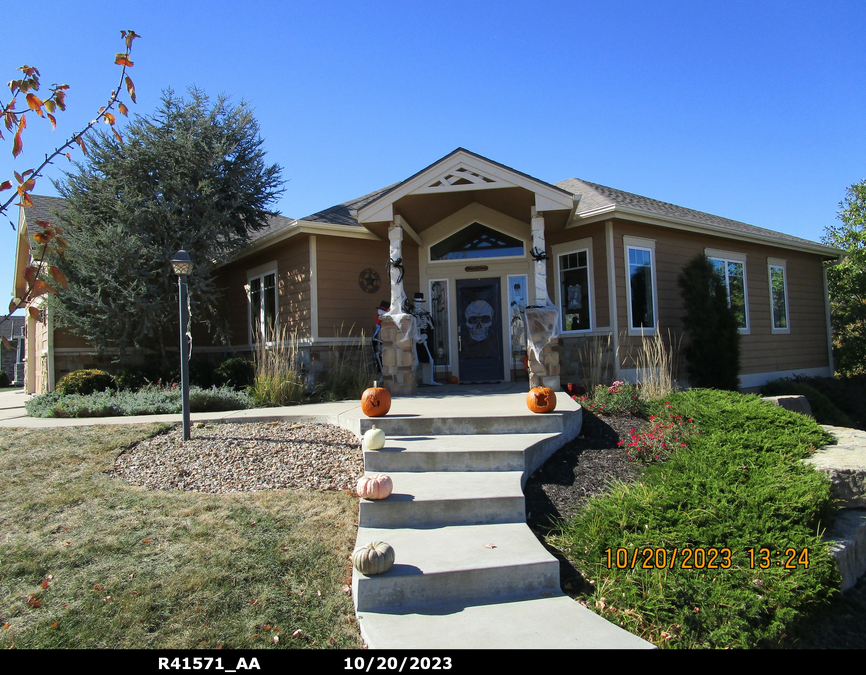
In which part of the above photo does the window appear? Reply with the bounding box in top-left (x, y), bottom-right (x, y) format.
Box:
top-left (624, 238), bottom-right (657, 332)
top-left (706, 250), bottom-right (749, 331)
top-left (557, 250), bottom-right (591, 332)
top-left (248, 268), bottom-right (277, 343)
top-left (508, 275), bottom-right (528, 363)
top-left (429, 279), bottom-right (451, 367)
top-left (430, 222), bottom-right (524, 261)
top-left (768, 258), bottom-right (789, 332)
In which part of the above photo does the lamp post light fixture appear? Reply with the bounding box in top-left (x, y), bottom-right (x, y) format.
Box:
top-left (172, 249), bottom-right (193, 441)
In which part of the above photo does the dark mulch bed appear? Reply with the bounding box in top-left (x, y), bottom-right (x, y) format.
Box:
top-left (524, 409), bottom-right (866, 649)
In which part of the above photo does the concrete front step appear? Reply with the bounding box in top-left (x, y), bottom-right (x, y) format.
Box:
top-left (357, 411), bottom-right (571, 437)
top-left (352, 522), bottom-right (560, 612)
top-left (356, 594), bottom-right (655, 649)
top-left (358, 471), bottom-right (526, 528)
top-left (364, 433), bottom-right (560, 474)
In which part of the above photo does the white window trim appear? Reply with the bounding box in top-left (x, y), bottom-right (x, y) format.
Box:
top-left (246, 261), bottom-right (278, 346)
top-left (623, 236), bottom-right (658, 335)
top-left (705, 248), bottom-right (750, 334)
top-left (768, 257), bottom-right (791, 334)
top-left (553, 239), bottom-right (594, 334)
top-left (428, 219), bottom-right (528, 264)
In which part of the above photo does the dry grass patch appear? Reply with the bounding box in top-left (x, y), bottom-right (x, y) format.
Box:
top-left (0, 425), bottom-right (363, 649)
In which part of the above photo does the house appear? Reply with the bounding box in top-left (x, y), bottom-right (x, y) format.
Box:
top-left (13, 148), bottom-right (842, 394)
top-left (0, 315), bottom-right (26, 386)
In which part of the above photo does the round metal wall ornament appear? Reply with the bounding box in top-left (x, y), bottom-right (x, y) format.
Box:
top-left (359, 268), bottom-right (381, 294)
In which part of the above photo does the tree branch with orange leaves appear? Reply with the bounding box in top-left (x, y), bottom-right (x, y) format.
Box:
top-left (0, 30), bottom-right (140, 345)
top-left (0, 30), bottom-right (141, 225)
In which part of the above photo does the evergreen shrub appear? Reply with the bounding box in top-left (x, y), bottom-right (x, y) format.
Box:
top-left (56, 369), bottom-right (117, 395)
top-left (214, 357), bottom-right (255, 389)
top-left (677, 254), bottom-right (740, 390)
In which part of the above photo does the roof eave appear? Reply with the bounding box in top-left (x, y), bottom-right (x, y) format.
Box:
top-left (571, 205), bottom-right (842, 258)
top-left (216, 220), bottom-right (381, 267)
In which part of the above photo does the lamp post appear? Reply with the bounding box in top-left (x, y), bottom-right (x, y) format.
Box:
top-left (171, 249), bottom-right (193, 441)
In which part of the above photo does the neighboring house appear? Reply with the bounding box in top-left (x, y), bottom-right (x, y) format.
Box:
top-left (0, 315), bottom-right (26, 386)
top-left (13, 148), bottom-right (842, 393)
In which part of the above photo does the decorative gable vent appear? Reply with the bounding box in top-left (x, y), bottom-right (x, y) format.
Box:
top-left (418, 165), bottom-right (502, 194)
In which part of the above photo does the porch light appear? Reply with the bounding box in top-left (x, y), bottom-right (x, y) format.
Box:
top-left (172, 249), bottom-right (193, 441)
top-left (171, 249), bottom-right (193, 276)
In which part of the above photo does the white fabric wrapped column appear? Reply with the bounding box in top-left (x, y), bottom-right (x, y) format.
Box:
top-left (531, 208), bottom-right (550, 306)
top-left (388, 224), bottom-right (406, 316)
top-left (381, 223), bottom-right (417, 395)
top-left (526, 207), bottom-right (561, 390)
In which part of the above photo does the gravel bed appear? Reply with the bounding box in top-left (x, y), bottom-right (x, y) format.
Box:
top-left (113, 421), bottom-right (363, 493)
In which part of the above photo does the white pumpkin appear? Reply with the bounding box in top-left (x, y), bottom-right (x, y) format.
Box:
top-left (363, 425), bottom-right (386, 450)
top-left (356, 474), bottom-right (393, 500)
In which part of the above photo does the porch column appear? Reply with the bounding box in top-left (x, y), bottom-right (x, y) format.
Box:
top-left (526, 207), bottom-right (561, 390)
top-left (379, 222), bottom-right (417, 396)
top-left (530, 207), bottom-right (549, 306)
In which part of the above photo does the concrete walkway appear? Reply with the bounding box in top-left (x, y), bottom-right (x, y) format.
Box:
top-left (0, 383), bottom-right (652, 649)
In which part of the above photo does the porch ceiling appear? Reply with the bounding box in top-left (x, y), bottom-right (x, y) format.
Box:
top-left (361, 188), bottom-right (571, 240)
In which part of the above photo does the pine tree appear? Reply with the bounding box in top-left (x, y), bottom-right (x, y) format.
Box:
top-left (823, 180), bottom-right (866, 376)
top-left (677, 253), bottom-right (741, 390)
top-left (51, 88), bottom-right (283, 363)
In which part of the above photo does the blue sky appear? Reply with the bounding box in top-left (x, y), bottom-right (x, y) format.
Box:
top-left (3, 0), bottom-right (865, 311)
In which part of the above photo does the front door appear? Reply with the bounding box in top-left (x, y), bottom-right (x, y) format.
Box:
top-left (456, 278), bottom-right (503, 382)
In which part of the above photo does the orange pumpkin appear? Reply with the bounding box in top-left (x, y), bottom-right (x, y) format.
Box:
top-left (361, 381), bottom-right (391, 417)
top-left (527, 386), bottom-right (557, 413)
top-left (450, 375), bottom-right (458, 384)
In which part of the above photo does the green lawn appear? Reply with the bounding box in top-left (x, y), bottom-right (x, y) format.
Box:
top-left (0, 424), bottom-right (363, 649)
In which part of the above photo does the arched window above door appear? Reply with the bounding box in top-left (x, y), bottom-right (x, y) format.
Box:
top-left (430, 222), bottom-right (525, 261)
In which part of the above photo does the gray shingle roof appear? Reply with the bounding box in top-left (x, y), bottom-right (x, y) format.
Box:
top-left (301, 184), bottom-right (398, 226)
top-left (250, 213), bottom-right (296, 242)
top-left (26, 195), bottom-right (67, 228)
top-left (0, 315), bottom-right (25, 340)
top-left (556, 178), bottom-right (833, 252)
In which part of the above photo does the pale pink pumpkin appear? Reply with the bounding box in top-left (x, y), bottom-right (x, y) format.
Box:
top-left (356, 474), bottom-right (393, 500)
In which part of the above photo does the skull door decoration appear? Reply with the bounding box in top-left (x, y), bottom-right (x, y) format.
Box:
top-left (465, 300), bottom-right (494, 342)
top-left (458, 282), bottom-right (500, 362)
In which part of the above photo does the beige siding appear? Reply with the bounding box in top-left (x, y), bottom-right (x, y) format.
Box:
top-left (547, 222), bottom-right (610, 329)
top-left (610, 220), bottom-right (831, 377)
top-left (315, 236), bottom-right (419, 339)
top-left (213, 235), bottom-right (312, 345)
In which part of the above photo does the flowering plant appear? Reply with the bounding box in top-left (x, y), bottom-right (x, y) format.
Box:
top-left (575, 382), bottom-right (644, 416)
top-left (618, 402), bottom-right (699, 463)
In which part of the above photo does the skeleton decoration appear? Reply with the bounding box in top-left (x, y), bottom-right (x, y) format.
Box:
top-left (567, 283), bottom-right (583, 310)
top-left (465, 299), bottom-right (494, 342)
top-left (412, 293), bottom-right (441, 385)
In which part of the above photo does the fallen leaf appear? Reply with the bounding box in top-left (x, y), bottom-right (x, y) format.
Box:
top-left (142, 538), bottom-right (152, 544)
top-left (272, 636), bottom-right (279, 644)
top-left (484, 544), bottom-right (497, 549)
top-left (27, 596), bottom-right (42, 608)
top-left (292, 629), bottom-right (303, 638)
top-left (50, 622), bottom-right (58, 629)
